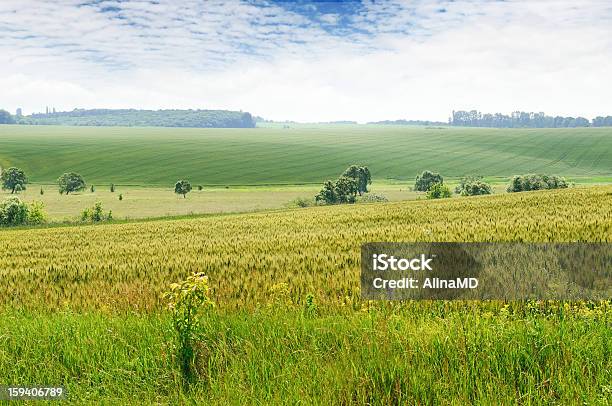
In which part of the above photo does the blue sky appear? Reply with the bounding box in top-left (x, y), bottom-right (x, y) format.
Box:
top-left (1, 0), bottom-right (611, 121)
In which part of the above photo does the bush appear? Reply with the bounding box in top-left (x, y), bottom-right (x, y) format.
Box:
top-left (0, 197), bottom-right (29, 226)
top-left (287, 197), bottom-right (314, 208)
top-left (426, 183), bottom-right (452, 199)
top-left (357, 193), bottom-right (389, 203)
top-left (0, 197), bottom-right (46, 226)
top-left (455, 176), bottom-right (492, 196)
top-left (415, 170), bottom-right (443, 192)
top-left (507, 174), bottom-right (568, 193)
top-left (27, 201), bottom-right (47, 224)
top-left (81, 202), bottom-right (112, 223)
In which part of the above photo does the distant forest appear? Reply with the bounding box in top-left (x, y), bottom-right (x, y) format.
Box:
top-left (368, 119), bottom-right (447, 126)
top-left (451, 110), bottom-right (612, 128)
top-left (2, 108), bottom-right (612, 128)
top-left (0, 109), bottom-right (255, 128)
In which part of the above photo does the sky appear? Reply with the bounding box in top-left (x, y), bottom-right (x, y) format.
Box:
top-left (1, 0), bottom-right (611, 122)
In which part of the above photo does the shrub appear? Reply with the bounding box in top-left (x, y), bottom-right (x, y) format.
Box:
top-left (197, 185), bottom-right (203, 191)
top-left (81, 202), bottom-right (112, 222)
top-left (287, 197), bottom-right (314, 208)
top-left (426, 183), bottom-right (452, 199)
top-left (507, 174), bottom-right (568, 193)
top-left (357, 193), bottom-right (389, 203)
top-left (27, 201), bottom-right (47, 225)
top-left (0, 196), bottom-right (29, 226)
top-left (455, 176), bottom-right (492, 196)
top-left (415, 170), bottom-right (443, 192)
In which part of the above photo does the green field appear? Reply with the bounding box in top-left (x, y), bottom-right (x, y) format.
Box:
top-left (1, 125), bottom-right (611, 186)
top-left (0, 183), bottom-right (422, 221)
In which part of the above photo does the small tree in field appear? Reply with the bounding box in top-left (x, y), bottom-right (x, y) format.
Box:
top-left (58, 172), bottom-right (86, 194)
top-left (415, 170), bottom-right (443, 192)
top-left (315, 181), bottom-right (337, 204)
top-left (342, 165), bottom-right (371, 195)
top-left (1, 167), bottom-right (27, 194)
top-left (175, 180), bottom-right (192, 198)
top-left (426, 183), bottom-right (452, 199)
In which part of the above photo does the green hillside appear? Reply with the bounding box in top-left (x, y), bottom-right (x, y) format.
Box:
top-left (0, 124), bottom-right (611, 186)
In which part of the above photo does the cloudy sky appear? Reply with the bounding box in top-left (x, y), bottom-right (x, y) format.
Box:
top-left (1, 0), bottom-right (611, 122)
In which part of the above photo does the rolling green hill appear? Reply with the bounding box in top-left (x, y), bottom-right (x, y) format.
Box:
top-left (0, 124), bottom-right (611, 186)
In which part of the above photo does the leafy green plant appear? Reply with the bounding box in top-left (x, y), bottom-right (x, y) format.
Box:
top-left (81, 202), bottom-right (111, 223)
top-left (163, 273), bottom-right (214, 383)
top-left (426, 183), bottom-right (452, 199)
top-left (27, 201), bottom-right (47, 225)
top-left (0, 196), bottom-right (28, 226)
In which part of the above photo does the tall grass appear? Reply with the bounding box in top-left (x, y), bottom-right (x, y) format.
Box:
top-left (1, 302), bottom-right (609, 404)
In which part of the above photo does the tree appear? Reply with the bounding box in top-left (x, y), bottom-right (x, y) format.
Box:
top-left (0, 110), bottom-right (14, 124)
top-left (58, 172), bottom-right (86, 194)
top-left (455, 176), bottom-right (492, 196)
top-left (174, 180), bottom-right (192, 198)
top-left (315, 181), bottom-right (337, 204)
top-left (342, 165), bottom-right (371, 195)
top-left (415, 170), bottom-right (443, 192)
top-left (507, 174), bottom-right (567, 193)
top-left (1, 167), bottom-right (27, 194)
top-left (334, 176), bottom-right (359, 203)
top-left (426, 183), bottom-right (452, 199)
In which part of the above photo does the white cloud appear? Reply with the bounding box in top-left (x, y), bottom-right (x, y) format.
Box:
top-left (0, 0), bottom-right (611, 121)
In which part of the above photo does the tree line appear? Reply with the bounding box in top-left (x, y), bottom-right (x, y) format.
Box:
top-left (0, 109), bottom-right (255, 128)
top-left (451, 110), bottom-right (612, 128)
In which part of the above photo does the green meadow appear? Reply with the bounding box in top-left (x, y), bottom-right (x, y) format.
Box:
top-left (1, 125), bottom-right (611, 186)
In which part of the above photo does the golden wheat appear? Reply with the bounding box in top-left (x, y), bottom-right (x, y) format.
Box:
top-left (0, 186), bottom-right (610, 311)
